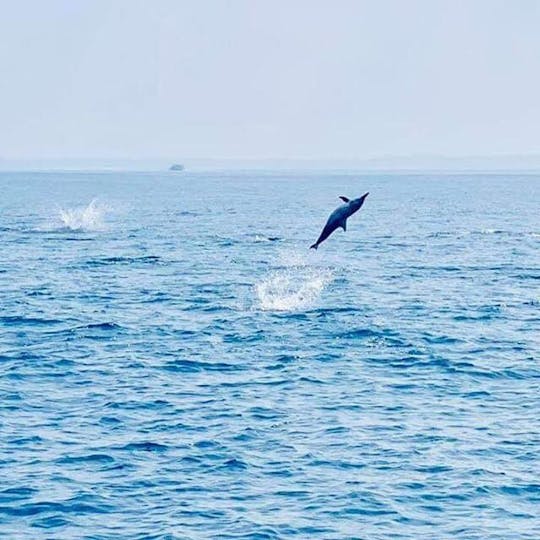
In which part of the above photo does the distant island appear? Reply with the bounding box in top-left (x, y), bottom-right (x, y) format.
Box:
top-left (169, 163), bottom-right (185, 171)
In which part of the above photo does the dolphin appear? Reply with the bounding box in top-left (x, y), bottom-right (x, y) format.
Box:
top-left (310, 193), bottom-right (369, 249)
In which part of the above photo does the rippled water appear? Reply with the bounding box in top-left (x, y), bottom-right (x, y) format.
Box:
top-left (1, 171), bottom-right (539, 539)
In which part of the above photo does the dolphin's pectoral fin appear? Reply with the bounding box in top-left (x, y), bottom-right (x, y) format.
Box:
top-left (339, 196), bottom-right (350, 203)
top-left (340, 219), bottom-right (347, 232)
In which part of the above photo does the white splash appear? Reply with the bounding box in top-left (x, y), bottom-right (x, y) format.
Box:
top-left (253, 235), bottom-right (281, 243)
top-left (254, 235), bottom-right (270, 242)
top-left (255, 251), bottom-right (333, 311)
top-left (56, 199), bottom-right (107, 232)
top-left (479, 228), bottom-right (503, 235)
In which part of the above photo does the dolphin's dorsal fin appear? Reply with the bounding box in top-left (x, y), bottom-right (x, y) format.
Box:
top-left (339, 196), bottom-right (350, 203)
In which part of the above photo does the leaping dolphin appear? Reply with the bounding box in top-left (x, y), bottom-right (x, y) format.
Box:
top-left (310, 193), bottom-right (369, 249)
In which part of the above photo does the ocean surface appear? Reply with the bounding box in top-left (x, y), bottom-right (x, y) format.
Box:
top-left (0, 170), bottom-right (539, 539)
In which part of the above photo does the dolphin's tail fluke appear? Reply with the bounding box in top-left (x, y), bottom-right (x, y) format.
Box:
top-left (310, 243), bottom-right (318, 250)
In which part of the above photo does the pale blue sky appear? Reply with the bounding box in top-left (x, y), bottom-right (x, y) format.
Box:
top-left (1, 0), bottom-right (539, 160)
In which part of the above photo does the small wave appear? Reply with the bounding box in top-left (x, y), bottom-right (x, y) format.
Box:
top-left (45, 321), bottom-right (124, 339)
top-left (0, 499), bottom-right (114, 517)
top-left (84, 255), bottom-right (161, 267)
top-left (56, 453), bottom-right (115, 465)
top-left (77, 322), bottom-right (123, 331)
top-left (0, 316), bottom-right (63, 326)
top-left (0, 487), bottom-right (38, 503)
top-left (255, 256), bottom-right (333, 311)
top-left (118, 441), bottom-right (169, 453)
top-left (163, 359), bottom-right (242, 372)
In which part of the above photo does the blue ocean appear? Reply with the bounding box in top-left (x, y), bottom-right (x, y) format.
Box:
top-left (0, 171), bottom-right (539, 539)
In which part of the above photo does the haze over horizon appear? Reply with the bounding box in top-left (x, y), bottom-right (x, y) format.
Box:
top-left (1, 0), bottom-right (540, 164)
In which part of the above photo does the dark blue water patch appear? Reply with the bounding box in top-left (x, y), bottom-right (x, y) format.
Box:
top-left (0, 499), bottom-right (115, 517)
top-left (338, 327), bottom-right (382, 339)
top-left (265, 354), bottom-right (300, 370)
top-left (462, 390), bottom-right (492, 398)
top-left (25, 287), bottom-right (54, 297)
top-left (308, 352), bottom-right (344, 363)
top-left (0, 315), bottom-right (64, 326)
top-left (453, 313), bottom-right (499, 322)
top-left (162, 359), bottom-right (244, 373)
top-left (0, 350), bottom-right (46, 364)
top-left (499, 484), bottom-right (540, 499)
top-left (99, 415), bottom-right (123, 426)
top-left (210, 235), bottom-right (240, 247)
top-left (338, 326), bottom-right (409, 347)
top-left (387, 382), bottom-right (421, 392)
top-left (222, 330), bottom-right (266, 343)
top-left (511, 272), bottom-right (540, 280)
top-left (273, 354), bottom-right (299, 364)
top-left (220, 378), bottom-right (290, 389)
top-left (139, 291), bottom-right (174, 303)
top-left (271, 311), bottom-right (311, 321)
top-left (194, 304), bottom-right (237, 313)
top-left (56, 322), bottom-right (127, 339)
top-left (75, 322), bottom-right (122, 332)
top-left (296, 376), bottom-right (328, 385)
top-left (7, 434), bottom-right (45, 446)
top-left (82, 255), bottom-right (163, 267)
top-left (421, 333), bottom-right (463, 344)
top-left (313, 306), bottom-right (363, 315)
top-left (115, 441), bottom-right (169, 453)
top-left (373, 354), bottom-right (452, 370)
top-left (193, 439), bottom-right (223, 450)
top-left (273, 489), bottom-right (311, 498)
top-left (29, 515), bottom-right (70, 529)
top-left (415, 464), bottom-right (454, 474)
top-left (56, 454), bottom-right (116, 465)
top-left (57, 236), bottom-right (96, 241)
top-left (408, 264), bottom-right (465, 273)
top-left (0, 390), bottom-right (24, 401)
top-left (308, 458), bottom-right (367, 470)
top-left (213, 457), bottom-right (249, 471)
top-left (248, 406), bottom-right (285, 420)
top-left (426, 231), bottom-right (459, 238)
top-left (0, 487), bottom-right (39, 503)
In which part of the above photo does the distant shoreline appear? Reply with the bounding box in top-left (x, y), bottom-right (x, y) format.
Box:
top-left (3, 156), bottom-right (540, 173)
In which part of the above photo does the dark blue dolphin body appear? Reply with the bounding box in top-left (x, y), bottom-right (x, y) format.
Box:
top-left (310, 193), bottom-right (369, 249)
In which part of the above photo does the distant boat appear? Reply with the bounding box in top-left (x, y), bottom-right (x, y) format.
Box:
top-left (169, 163), bottom-right (185, 171)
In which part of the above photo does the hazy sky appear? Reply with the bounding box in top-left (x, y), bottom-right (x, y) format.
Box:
top-left (1, 0), bottom-right (540, 160)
